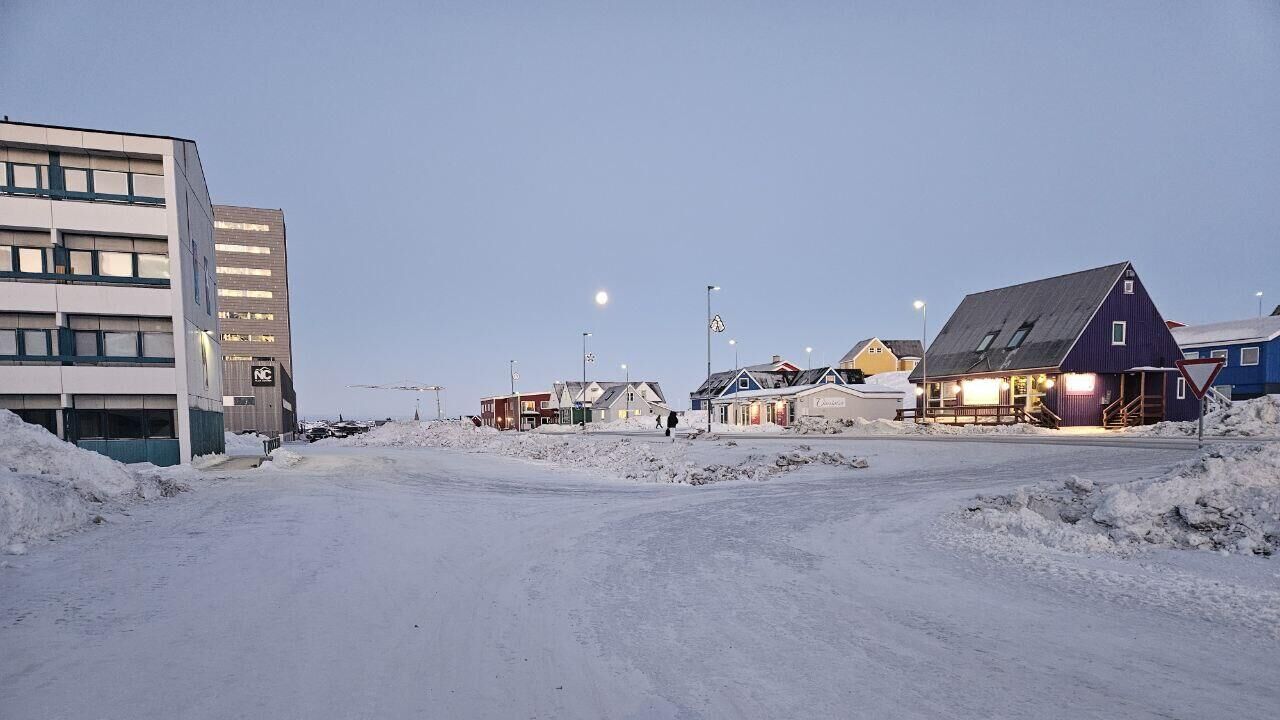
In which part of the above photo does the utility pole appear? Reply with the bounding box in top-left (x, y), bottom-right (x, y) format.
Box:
top-left (582, 332), bottom-right (591, 428)
top-left (706, 284), bottom-right (719, 434)
top-left (622, 363), bottom-right (629, 419)
top-left (915, 300), bottom-right (928, 421)
top-left (510, 359), bottom-right (519, 431)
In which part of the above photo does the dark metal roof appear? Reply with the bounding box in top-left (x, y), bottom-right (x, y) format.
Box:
top-left (909, 262), bottom-right (1129, 382)
top-left (881, 339), bottom-right (924, 358)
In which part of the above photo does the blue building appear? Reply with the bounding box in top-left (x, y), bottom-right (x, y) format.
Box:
top-left (1172, 316), bottom-right (1280, 399)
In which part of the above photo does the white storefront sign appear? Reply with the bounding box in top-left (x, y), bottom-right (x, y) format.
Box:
top-left (813, 397), bottom-right (847, 409)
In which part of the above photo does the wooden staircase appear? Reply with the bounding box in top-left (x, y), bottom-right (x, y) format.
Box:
top-left (1103, 394), bottom-right (1164, 429)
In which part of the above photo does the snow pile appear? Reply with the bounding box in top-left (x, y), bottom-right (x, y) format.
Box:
top-left (0, 410), bottom-right (187, 547)
top-left (260, 447), bottom-right (303, 470)
top-left (1125, 395), bottom-right (1280, 438)
top-left (964, 443), bottom-right (1280, 556)
top-left (865, 370), bottom-right (915, 407)
top-left (224, 431), bottom-right (269, 455)
top-left (337, 420), bottom-right (868, 485)
top-left (786, 415), bottom-right (1051, 436)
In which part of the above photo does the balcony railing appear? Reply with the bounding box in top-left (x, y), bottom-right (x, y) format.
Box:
top-left (1, 161), bottom-right (164, 206)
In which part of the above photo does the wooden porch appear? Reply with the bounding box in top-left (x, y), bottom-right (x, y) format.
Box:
top-left (896, 404), bottom-right (1061, 429)
top-left (1101, 371), bottom-right (1165, 429)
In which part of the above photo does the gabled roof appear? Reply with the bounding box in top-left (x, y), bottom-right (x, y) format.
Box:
top-left (711, 382), bottom-right (901, 402)
top-left (838, 338), bottom-right (926, 365)
top-left (1272, 304), bottom-right (1280, 317)
top-left (909, 262), bottom-right (1130, 381)
top-left (881, 339), bottom-right (924, 359)
top-left (1171, 316), bottom-right (1280, 347)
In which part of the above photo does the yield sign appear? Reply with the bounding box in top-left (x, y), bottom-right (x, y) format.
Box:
top-left (1175, 358), bottom-right (1225, 399)
top-left (709, 314), bottom-right (726, 333)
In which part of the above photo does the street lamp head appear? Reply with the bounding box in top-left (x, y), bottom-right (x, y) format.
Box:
top-left (728, 339), bottom-right (736, 345)
top-left (1257, 291), bottom-right (1265, 297)
top-left (913, 300), bottom-right (925, 310)
top-left (583, 331), bottom-right (592, 337)
top-left (620, 363), bottom-right (627, 370)
top-left (805, 346), bottom-right (813, 353)
top-left (708, 285), bottom-right (720, 291)
top-left (595, 290), bottom-right (609, 306)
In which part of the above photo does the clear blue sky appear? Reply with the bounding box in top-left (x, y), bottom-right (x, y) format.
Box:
top-left (3, 1), bottom-right (1277, 418)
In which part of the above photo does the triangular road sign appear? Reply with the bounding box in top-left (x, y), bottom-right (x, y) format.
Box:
top-left (1175, 358), bottom-right (1225, 399)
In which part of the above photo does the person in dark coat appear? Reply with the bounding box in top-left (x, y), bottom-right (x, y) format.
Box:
top-left (665, 411), bottom-right (678, 437)
top-left (655, 412), bottom-right (663, 430)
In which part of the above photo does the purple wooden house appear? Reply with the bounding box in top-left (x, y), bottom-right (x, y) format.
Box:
top-left (907, 261), bottom-right (1199, 428)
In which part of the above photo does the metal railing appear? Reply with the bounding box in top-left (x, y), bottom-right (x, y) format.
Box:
top-left (263, 436), bottom-right (282, 455)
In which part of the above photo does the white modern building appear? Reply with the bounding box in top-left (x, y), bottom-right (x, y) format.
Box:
top-left (0, 120), bottom-right (224, 465)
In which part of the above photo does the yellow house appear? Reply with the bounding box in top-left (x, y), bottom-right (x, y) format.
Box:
top-left (837, 338), bottom-right (923, 375)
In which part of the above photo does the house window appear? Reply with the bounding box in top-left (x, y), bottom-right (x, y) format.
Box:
top-left (0, 329), bottom-right (16, 355)
top-left (1006, 324), bottom-right (1033, 349)
top-left (1123, 280), bottom-right (1134, 294)
top-left (975, 332), bottom-right (998, 352)
top-left (17, 247), bottom-right (45, 273)
top-left (1176, 377), bottom-right (1186, 400)
top-left (1241, 347), bottom-right (1260, 366)
top-left (540, 400), bottom-right (550, 409)
top-left (99, 251), bottom-right (134, 277)
top-left (1183, 351), bottom-right (1199, 360)
top-left (1210, 349), bottom-right (1228, 366)
top-left (738, 378), bottom-right (749, 390)
top-left (1111, 321), bottom-right (1127, 346)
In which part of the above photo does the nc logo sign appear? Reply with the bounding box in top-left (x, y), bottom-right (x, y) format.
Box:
top-left (251, 364), bottom-right (276, 387)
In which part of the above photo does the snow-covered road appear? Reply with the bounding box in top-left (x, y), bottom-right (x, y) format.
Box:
top-left (2, 439), bottom-right (1277, 719)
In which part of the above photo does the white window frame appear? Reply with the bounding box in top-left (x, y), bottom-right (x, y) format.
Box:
top-left (1176, 377), bottom-right (1186, 399)
top-left (1240, 346), bottom-right (1260, 366)
top-left (738, 377), bottom-right (749, 390)
top-left (1183, 351), bottom-right (1199, 360)
top-left (1209, 349), bottom-right (1228, 366)
top-left (1123, 279), bottom-right (1134, 294)
top-left (1111, 321), bottom-right (1127, 346)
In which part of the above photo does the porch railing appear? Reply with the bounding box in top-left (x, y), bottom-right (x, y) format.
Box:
top-left (896, 404), bottom-right (1049, 426)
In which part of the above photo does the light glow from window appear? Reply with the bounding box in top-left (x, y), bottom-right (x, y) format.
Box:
top-left (1062, 373), bottom-right (1096, 394)
top-left (214, 221), bottom-right (271, 232)
top-left (218, 289), bottom-right (273, 298)
top-left (215, 243), bottom-right (271, 254)
top-left (216, 266), bottom-right (271, 276)
top-left (961, 378), bottom-right (1001, 405)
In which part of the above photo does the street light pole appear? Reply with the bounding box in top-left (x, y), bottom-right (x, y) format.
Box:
top-left (915, 300), bottom-right (927, 421)
top-left (622, 363), bottom-right (629, 419)
top-left (510, 359), bottom-right (519, 431)
top-left (805, 346), bottom-right (813, 371)
top-left (1257, 291), bottom-right (1264, 318)
top-left (729, 339), bottom-right (738, 426)
top-left (706, 285), bottom-right (720, 433)
top-left (582, 332), bottom-right (591, 428)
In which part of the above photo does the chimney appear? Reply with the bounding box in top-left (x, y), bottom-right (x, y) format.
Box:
top-left (772, 355), bottom-right (781, 363)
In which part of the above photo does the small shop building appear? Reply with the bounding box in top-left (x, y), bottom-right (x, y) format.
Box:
top-left (907, 261), bottom-right (1198, 428)
top-left (711, 380), bottom-right (901, 427)
top-left (837, 338), bottom-right (923, 375)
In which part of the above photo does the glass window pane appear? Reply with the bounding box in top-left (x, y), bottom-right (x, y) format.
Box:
top-left (0, 329), bottom-right (16, 355)
top-left (76, 410), bottom-right (105, 439)
top-left (146, 410), bottom-right (175, 438)
top-left (68, 250), bottom-right (94, 275)
top-left (99, 251), bottom-right (133, 277)
top-left (106, 410), bottom-right (145, 439)
top-left (22, 330), bottom-right (49, 356)
top-left (12, 164), bottom-right (41, 189)
top-left (103, 331), bottom-right (138, 356)
top-left (136, 253), bottom-right (170, 279)
top-left (64, 167), bottom-right (89, 192)
top-left (0, 248), bottom-right (11, 272)
top-left (75, 331), bottom-right (99, 356)
top-left (142, 332), bottom-right (174, 358)
top-left (17, 247), bottom-right (44, 273)
top-left (131, 173), bottom-right (164, 198)
top-left (93, 169), bottom-right (128, 195)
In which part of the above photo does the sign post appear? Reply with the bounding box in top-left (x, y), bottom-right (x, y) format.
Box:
top-left (1175, 358), bottom-right (1226, 449)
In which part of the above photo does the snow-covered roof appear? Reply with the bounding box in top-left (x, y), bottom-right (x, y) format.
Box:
top-left (1171, 316), bottom-right (1280, 347)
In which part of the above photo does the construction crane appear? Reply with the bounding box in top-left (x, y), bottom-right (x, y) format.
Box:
top-left (349, 384), bottom-right (445, 421)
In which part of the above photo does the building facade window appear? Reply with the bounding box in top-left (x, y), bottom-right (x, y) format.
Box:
top-left (215, 243), bottom-right (271, 254)
top-left (1007, 323), bottom-right (1033, 349)
top-left (213, 221), bottom-right (270, 232)
top-left (1240, 347), bottom-right (1260, 366)
top-left (218, 311), bottom-right (274, 321)
top-left (218, 289), bottom-right (273, 298)
top-left (1123, 280), bottom-right (1134, 294)
top-left (1183, 351), bottom-right (1199, 360)
top-left (975, 331), bottom-right (998, 352)
top-left (221, 333), bottom-right (276, 343)
top-left (73, 409), bottom-right (176, 440)
top-left (1176, 377), bottom-right (1186, 399)
top-left (1111, 321), bottom-right (1127, 345)
top-left (1210, 349), bottom-right (1228, 365)
top-left (216, 266), bottom-right (271, 276)
top-left (1, 160), bottom-right (163, 205)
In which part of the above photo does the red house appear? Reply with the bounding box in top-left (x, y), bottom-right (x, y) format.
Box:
top-left (479, 392), bottom-right (553, 430)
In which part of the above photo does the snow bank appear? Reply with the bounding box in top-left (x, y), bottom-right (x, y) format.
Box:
top-left (786, 415), bottom-right (1051, 436)
top-left (0, 411), bottom-right (187, 547)
top-left (225, 431), bottom-right (269, 455)
top-left (1125, 395), bottom-right (1280, 438)
top-left (260, 447), bottom-right (303, 471)
top-left (336, 420), bottom-right (868, 485)
top-left (964, 443), bottom-right (1280, 556)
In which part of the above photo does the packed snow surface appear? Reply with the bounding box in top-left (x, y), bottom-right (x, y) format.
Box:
top-left (1126, 394), bottom-right (1280, 437)
top-left (786, 415), bottom-right (1052, 436)
top-left (0, 410), bottom-right (186, 546)
top-left (965, 443), bottom-right (1280, 556)
top-left (3, 434), bottom-right (1279, 718)
top-left (337, 420), bottom-right (867, 483)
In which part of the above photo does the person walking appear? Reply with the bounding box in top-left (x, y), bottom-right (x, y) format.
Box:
top-left (665, 410), bottom-right (678, 438)
top-left (655, 412), bottom-right (663, 431)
